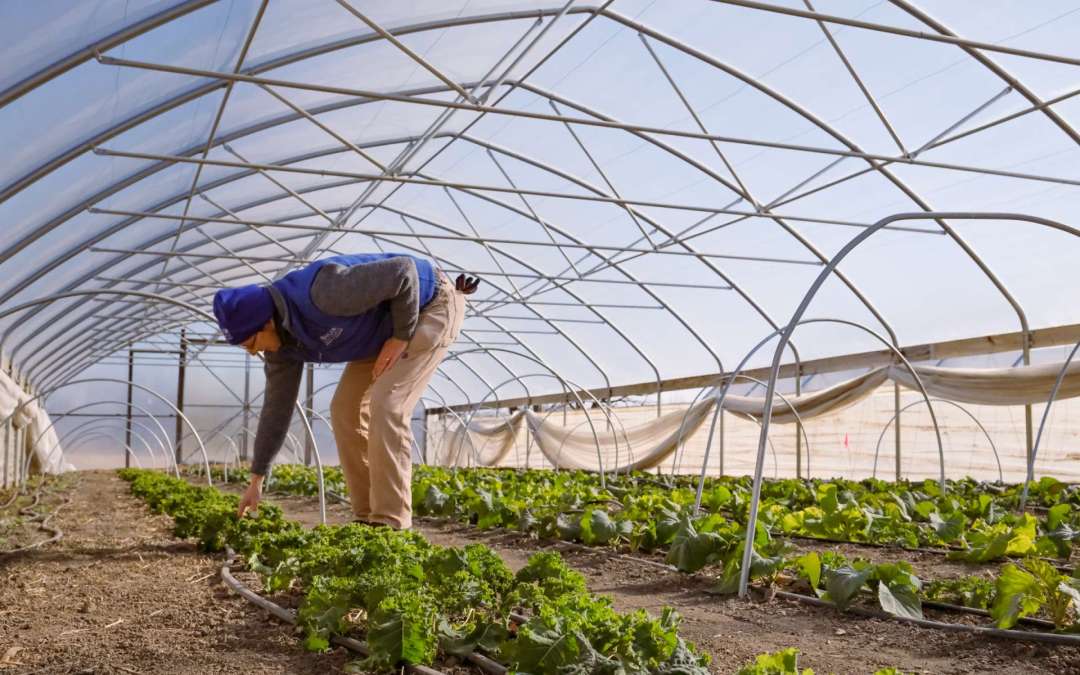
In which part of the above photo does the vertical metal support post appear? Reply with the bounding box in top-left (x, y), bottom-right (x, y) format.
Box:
top-left (124, 347), bottom-right (134, 468)
top-left (15, 426), bottom-right (23, 484)
top-left (420, 411), bottom-right (429, 465)
top-left (794, 368), bottom-right (803, 479)
top-left (893, 382), bottom-right (902, 481)
top-left (241, 352), bottom-right (251, 461)
top-left (18, 377), bottom-right (28, 482)
top-left (2, 353), bottom-right (8, 484)
top-left (718, 406), bottom-right (725, 477)
top-left (1023, 333), bottom-right (1034, 472)
top-left (2, 417), bottom-right (8, 487)
top-left (303, 362), bottom-right (314, 466)
top-left (174, 329), bottom-right (187, 465)
top-left (529, 404), bottom-right (541, 469)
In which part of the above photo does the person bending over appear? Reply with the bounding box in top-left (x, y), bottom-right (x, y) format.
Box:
top-left (212, 252), bottom-right (478, 529)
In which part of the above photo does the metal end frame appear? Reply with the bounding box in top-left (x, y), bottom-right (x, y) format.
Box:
top-left (1, 4), bottom-right (1078, 523)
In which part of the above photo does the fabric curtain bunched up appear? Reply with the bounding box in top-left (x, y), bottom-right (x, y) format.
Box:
top-left (430, 360), bottom-right (1080, 473)
top-left (0, 369), bottom-right (69, 476)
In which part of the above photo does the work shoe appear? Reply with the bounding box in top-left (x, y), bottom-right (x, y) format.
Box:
top-left (353, 518), bottom-right (389, 529)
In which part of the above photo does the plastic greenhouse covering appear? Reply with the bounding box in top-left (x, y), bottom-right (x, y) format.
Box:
top-left (2, 0), bottom-right (1080, 490)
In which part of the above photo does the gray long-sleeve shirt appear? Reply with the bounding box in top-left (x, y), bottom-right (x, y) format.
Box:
top-left (250, 256), bottom-right (425, 476)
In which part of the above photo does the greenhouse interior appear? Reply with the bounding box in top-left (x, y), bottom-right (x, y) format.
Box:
top-left (3, 1), bottom-right (1080, 673)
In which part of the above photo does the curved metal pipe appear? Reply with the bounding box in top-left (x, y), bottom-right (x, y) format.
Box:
top-left (446, 347), bottom-right (607, 487)
top-left (672, 374), bottom-right (812, 479)
top-left (420, 384), bottom-right (485, 467)
top-left (457, 370), bottom-right (627, 474)
top-left (1022, 339), bottom-right (1080, 507)
top-left (3, 377), bottom-right (211, 485)
top-left (496, 373), bottom-right (634, 473)
top-left (873, 398), bottom-right (1002, 484)
top-left (739, 212), bottom-right (1080, 598)
top-left (455, 372), bottom-right (620, 469)
top-left (24, 399), bottom-right (177, 478)
top-left (534, 393), bottom-right (635, 475)
top-left (42, 418), bottom-right (157, 475)
top-left (693, 316), bottom-right (944, 513)
top-left (62, 430), bottom-right (143, 470)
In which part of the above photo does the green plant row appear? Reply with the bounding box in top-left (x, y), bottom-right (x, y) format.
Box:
top-left (188, 463), bottom-right (1080, 565)
top-left (409, 466), bottom-right (1080, 564)
top-left (784, 549), bottom-right (1080, 631)
top-left (120, 468), bottom-right (710, 674)
top-left (185, 464), bottom-right (1080, 622)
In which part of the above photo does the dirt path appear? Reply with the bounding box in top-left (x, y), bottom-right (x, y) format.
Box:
top-left (263, 490), bottom-right (1080, 675)
top-left (0, 471), bottom-right (348, 675)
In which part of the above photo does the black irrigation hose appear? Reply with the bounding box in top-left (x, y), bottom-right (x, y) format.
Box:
top-left (920, 599), bottom-right (1057, 631)
top-left (783, 532), bottom-right (955, 555)
top-left (773, 590), bottom-right (1080, 647)
top-left (782, 533), bottom-right (1076, 574)
top-left (220, 548), bottom-right (507, 675)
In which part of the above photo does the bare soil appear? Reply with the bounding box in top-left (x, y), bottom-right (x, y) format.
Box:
top-left (0, 471), bottom-right (350, 674)
top-left (264, 489), bottom-right (1080, 675)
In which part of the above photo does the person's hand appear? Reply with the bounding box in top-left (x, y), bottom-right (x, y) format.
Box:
top-left (237, 474), bottom-right (264, 518)
top-left (455, 274), bottom-right (480, 294)
top-left (374, 337), bottom-right (408, 379)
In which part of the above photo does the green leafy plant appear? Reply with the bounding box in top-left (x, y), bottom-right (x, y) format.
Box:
top-left (923, 576), bottom-right (995, 610)
top-left (121, 469), bottom-right (710, 674)
top-left (792, 552), bottom-right (922, 619)
top-left (991, 558), bottom-right (1080, 630)
top-left (736, 648), bottom-right (812, 675)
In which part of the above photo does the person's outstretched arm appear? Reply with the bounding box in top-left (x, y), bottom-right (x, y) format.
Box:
top-left (238, 352), bottom-right (302, 515)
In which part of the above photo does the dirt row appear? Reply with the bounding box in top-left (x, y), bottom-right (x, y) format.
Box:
top-left (3, 472), bottom-right (1080, 674)
top-left (0, 471), bottom-right (349, 674)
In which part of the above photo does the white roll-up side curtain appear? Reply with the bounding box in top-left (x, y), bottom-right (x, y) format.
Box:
top-left (0, 369), bottom-right (70, 479)
top-left (434, 360), bottom-right (1080, 472)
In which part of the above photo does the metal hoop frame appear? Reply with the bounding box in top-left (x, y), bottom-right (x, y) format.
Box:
top-left (739, 212), bottom-right (1080, 598)
top-left (693, 317), bottom-right (945, 513)
top-left (872, 398), bottom-right (1002, 484)
top-left (2, 8), bottom-right (1078, 537)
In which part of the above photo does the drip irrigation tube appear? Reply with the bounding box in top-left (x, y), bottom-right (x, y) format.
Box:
top-left (773, 590), bottom-right (1080, 646)
top-left (782, 533), bottom-right (1075, 574)
top-left (920, 599), bottom-right (1057, 631)
top-left (1, 488), bottom-right (19, 510)
top-left (783, 532), bottom-right (956, 555)
top-left (0, 484), bottom-right (69, 557)
top-left (220, 548), bottom-right (508, 675)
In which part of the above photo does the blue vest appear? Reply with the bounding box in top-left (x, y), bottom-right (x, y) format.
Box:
top-left (271, 253), bottom-right (437, 363)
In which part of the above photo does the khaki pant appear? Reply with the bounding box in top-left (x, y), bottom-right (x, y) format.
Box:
top-left (330, 274), bottom-right (465, 528)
